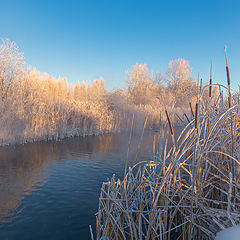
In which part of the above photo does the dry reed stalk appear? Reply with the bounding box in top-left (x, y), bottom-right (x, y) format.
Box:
top-left (224, 47), bottom-right (235, 185)
top-left (207, 64), bottom-right (213, 135)
top-left (189, 102), bottom-right (194, 118)
top-left (165, 110), bottom-right (176, 149)
top-left (124, 113), bottom-right (134, 180)
top-left (195, 103), bottom-right (199, 129)
top-left (175, 113), bottom-right (185, 125)
top-left (200, 78), bottom-right (203, 95)
top-left (165, 110), bottom-right (173, 136)
top-left (209, 63), bottom-right (212, 99)
top-left (224, 46), bottom-right (232, 109)
top-left (184, 113), bottom-right (190, 123)
top-left (133, 116), bottom-right (148, 165)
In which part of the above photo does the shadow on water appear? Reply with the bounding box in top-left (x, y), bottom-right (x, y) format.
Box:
top-left (0, 131), bottom-right (159, 240)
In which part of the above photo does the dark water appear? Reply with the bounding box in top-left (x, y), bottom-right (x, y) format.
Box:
top-left (0, 131), bottom-right (158, 240)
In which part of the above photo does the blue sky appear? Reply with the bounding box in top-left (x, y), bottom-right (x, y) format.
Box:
top-left (0, 0), bottom-right (239, 90)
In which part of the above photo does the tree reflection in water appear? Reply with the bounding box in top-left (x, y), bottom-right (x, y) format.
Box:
top-left (0, 131), bottom-right (158, 239)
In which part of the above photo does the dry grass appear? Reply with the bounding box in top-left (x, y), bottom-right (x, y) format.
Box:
top-left (96, 84), bottom-right (240, 239)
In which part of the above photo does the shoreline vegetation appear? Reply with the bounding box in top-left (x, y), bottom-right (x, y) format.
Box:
top-left (0, 39), bottom-right (198, 146)
top-left (95, 51), bottom-right (240, 239)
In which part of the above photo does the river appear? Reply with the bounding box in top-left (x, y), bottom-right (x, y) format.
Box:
top-left (0, 131), bottom-right (159, 240)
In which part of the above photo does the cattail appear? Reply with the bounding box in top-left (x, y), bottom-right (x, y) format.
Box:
top-left (224, 46), bottom-right (232, 108)
top-left (209, 63), bottom-right (212, 98)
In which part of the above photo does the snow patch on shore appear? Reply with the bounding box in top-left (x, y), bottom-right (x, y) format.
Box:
top-left (215, 226), bottom-right (240, 240)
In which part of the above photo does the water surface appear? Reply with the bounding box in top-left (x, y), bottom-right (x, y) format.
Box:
top-left (0, 131), bottom-right (158, 240)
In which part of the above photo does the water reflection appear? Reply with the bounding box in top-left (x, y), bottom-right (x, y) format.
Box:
top-left (0, 143), bottom-right (54, 224)
top-left (0, 131), bottom-right (158, 240)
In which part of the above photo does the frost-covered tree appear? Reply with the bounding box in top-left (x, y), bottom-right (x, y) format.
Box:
top-left (0, 39), bottom-right (119, 145)
top-left (166, 59), bottom-right (197, 100)
top-left (0, 39), bottom-right (25, 102)
top-left (126, 63), bottom-right (155, 104)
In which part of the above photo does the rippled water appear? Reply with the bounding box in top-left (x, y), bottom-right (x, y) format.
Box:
top-left (0, 131), bottom-right (158, 240)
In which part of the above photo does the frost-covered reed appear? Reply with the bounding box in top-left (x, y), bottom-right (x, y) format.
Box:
top-left (0, 65), bottom-right (122, 145)
top-left (96, 82), bottom-right (240, 239)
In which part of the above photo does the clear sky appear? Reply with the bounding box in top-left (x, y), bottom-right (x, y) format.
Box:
top-left (0, 0), bottom-right (239, 90)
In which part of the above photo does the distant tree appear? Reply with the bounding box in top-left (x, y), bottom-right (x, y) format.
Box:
top-left (166, 59), bottom-right (197, 101)
top-left (0, 39), bottom-right (25, 102)
top-left (126, 63), bottom-right (154, 104)
top-left (154, 72), bottom-right (163, 87)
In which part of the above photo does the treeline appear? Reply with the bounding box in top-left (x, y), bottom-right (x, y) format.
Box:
top-left (0, 40), bottom-right (122, 145)
top-left (0, 39), bottom-right (212, 145)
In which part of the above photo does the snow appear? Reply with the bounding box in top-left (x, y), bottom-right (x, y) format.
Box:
top-left (215, 226), bottom-right (240, 240)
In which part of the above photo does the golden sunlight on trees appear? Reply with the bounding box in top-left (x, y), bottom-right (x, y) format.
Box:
top-left (165, 59), bottom-right (197, 103)
top-left (0, 39), bottom-right (25, 102)
top-left (0, 39), bottom-right (201, 146)
top-left (126, 63), bottom-right (155, 105)
top-left (126, 60), bottom-right (198, 110)
top-left (0, 39), bottom-right (121, 145)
